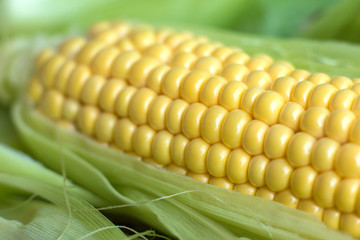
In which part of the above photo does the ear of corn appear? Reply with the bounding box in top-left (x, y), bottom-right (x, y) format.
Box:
top-left (9, 21), bottom-right (359, 239)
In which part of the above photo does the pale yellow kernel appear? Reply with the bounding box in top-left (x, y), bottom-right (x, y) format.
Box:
top-left (340, 213), bottom-right (360, 238)
top-left (267, 62), bottom-right (292, 80)
top-left (335, 179), bottom-right (360, 212)
top-left (307, 73), bottom-right (331, 85)
top-left (193, 43), bottom-right (221, 57)
top-left (87, 21), bottom-right (111, 37)
top-left (142, 158), bottom-right (163, 168)
top-left (99, 79), bottom-right (127, 113)
top-left (353, 96), bottom-right (360, 117)
top-left (329, 76), bottom-right (353, 89)
top-left (181, 70), bottom-right (211, 103)
top-left (219, 81), bottom-right (248, 111)
top-left (278, 102), bottom-right (304, 132)
top-left (212, 47), bottom-right (235, 62)
top-left (40, 55), bottom-right (66, 88)
top-left (265, 158), bottom-right (293, 192)
top-left (129, 88), bottom-right (157, 125)
top-left (256, 187), bottom-right (275, 200)
top-left (132, 125), bottom-right (155, 158)
top-left (59, 37), bottom-right (86, 59)
top-left (185, 138), bottom-right (209, 173)
top-left (234, 182), bottom-right (257, 196)
top-left (253, 90), bottom-right (285, 126)
top-left (329, 89), bottom-right (357, 111)
top-left (155, 28), bottom-right (173, 42)
top-left (275, 190), bottom-right (299, 209)
top-left (66, 66), bottom-right (91, 100)
top-left (313, 171), bottom-right (340, 208)
top-left (55, 61), bottom-right (76, 92)
top-left (114, 38), bottom-right (135, 51)
top-left (335, 143), bottom-right (360, 177)
top-left (164, 32), bottom-right (193, 48)
top-left (351, 82), bottom-right (360, 95)
top-left (166, 163), bottom-right (188, 175)
top-left (129, 28), bottom-right (156, 50)
top-left (111, 50), bottom-right (141, 79)
top-left (182, 103), bottom-right (207, 139)
top-left (166, 99), bottom-right (189, 134)
top-left (201, 105), bottom-right (228, 144)
top-left (264, 124), bottom-right (294, 159)
top-left (220, 64), bottom-right (249, 82)
top-left (152, 130), bottom-right (173, 165)
top-left (307, 84), bottom-right (337, 108)
top-left (148, 95), bottom-right (172, 131)
top-left (114, 86), bottom-right (137, 117)
top-left (76, 106), bottom-right (99, 136)
top-left (174, 39), bottom-right (201, 53)
top-left (62, 99), bottom-right (79, 122)
top-left (311, 137), bottom-right (340, 172)
top-left (40, 90), bottom-right (64, 120)
top-left (223, 52), bottom-right (250, 65)
top-left (35, 48), bottom-right (54, 70)
top-left (289, 69), bottom-right (311, 82)
top-left (226, 148), bottom-right (251, 184)
top-left (162, 67), bottom-right (189, 99)
top-left (287, 133), bottom-right (316, 169)
top-left (243, 70), bottom-right (272, 89)
top-left (192, 56), bottom-right (222, 75)
top-left (209, 177), bottom-right (234, 190)
top-left (76, 40), bottom-right (106, 65)
top-left (242, 120), bottom-right (269, 155)
top-left (129, 57), bottom-right (160, 87)
top-left (200, 76), bottom-right (227, 107)
top-left (170, 52), bottom-right (197, 69)
top-left (91, 47), bottom-right (119, 77)
top-left (290, 80), bottom-right (315, 107)
top-left (290, 166), bottom-right (317, 199)
top-left (94, 113), bottom-right (117, 143)
top-left (170, 134), bottom-right (189, 166)
top-left (323, 209), bottom-right (340, 230)
top-left (270, 76), bottom-right (297, 102)
top-left (240, 87), bottom-right (265, 116)
top-left (187, 172), bottom-right (210, 184)
top-left (246, 55), bottom-right (273, 71)
top-left (114, 118), bottom-right (136, 152)
top-left (300, 106), bottom-right (329, 139)
top-left (206, 143), bottom-right (230, 177)
top-left (92, 29), bottom-right (119, 45)
top-left (350, 118), bottom-right (360, 144)
top-left (221, 109), bottom-right (251, 149)
top-left (248, 155), bottom-right (269, 187)
top-left (112, 21), bottom-right (131, 36)
top-left (57, 120), bottom-right (75, 130)
top-left (81, 75), bottom-right (106, 105)
top-left (325, 109), bottom-right (356, 143)
top-left (27, 77), bottom-right (43, 103)
top-left (298, 200), bottom-right (323, 220)
top-left (143, 43), bottom-right (172, 63)
top-left (147, 65), bottom-right (170, 93)
top-left (354, 78), bottom-right (360, 84)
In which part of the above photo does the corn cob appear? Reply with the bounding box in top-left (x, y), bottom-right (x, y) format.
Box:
top-left (27, 21), bottom-right (360, 238)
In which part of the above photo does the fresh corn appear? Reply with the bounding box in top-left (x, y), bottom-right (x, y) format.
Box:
top-left (27, 21), bottom-right (360, 238)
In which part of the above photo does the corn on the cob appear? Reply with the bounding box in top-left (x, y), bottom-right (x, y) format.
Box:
top-left (27, 21), bottom-right (360, 238)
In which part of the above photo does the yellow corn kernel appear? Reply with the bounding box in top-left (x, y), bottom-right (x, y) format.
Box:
top-left (91, 47), bottom-right (120, 77)
top-left (40, 55), bottom-right (66, 88)
top-left (129, 88), bottom-right (156, 125)
top-left (289, 69), bottom-right (311, 82)
top-left (335, 143), bottom-right (360, 177)
top-left (144, 43), bottom-right (172, 63)
top-left (170, 134), bottom-right (189, 166)
top-left (226, 148), bottom-right (251, 184)
top-left (300, 106), bottom-right (329, 139)
top-left (270, 76), bottom-right (297, 102)
top-left (246, 54), bottom-right (273, 71)
top-left (55, 61), bottom-right (76, 92)
top-left (234, 182), bottom-right (257, 196)
top-left (310, 137), bottom-right (339, 172)
top-left (99, 79), bottom-right (127, 113)
top-left (182, 103), bottom-right (207, 139)
top-left (181, 70), bottom-right (211, 103)
top-left (290, 166), bottom-right (317, 199)
top-left (349, 118), bottom-right (360, 145)
top-left (219, 81), bottom-right (248, 111)
top-left (39, 89), bottom-right (64, 120)
top-left (325, 109), bottom-right (356, 143)
top-left (27, 77), bottom-right (43, 103)
top-left (291, 80), bottom-right (315, 107)
top-left (220, 64), bottom-right (248, 82)
top-left (147, 65), bottom-right (171, 93)
top-left (253, 91), bottom-right (284, 125)
top-left (240, 87), bottom-right (265, 116)
top-left (164, 32), bottom-right (194, 48)
top-left (200, 76), bottom-right (227, 107)
top-left (193, 43), bottom-right (221, 57)
top-left (275, 190), bottom-right (299, 209)
top-left (212, 47), bottom-right (236, 62)
top-left (335, 179), bottom-right (360, 212)
top-left (248, 155), bottom-right (269, 187)
top-left (287, 132), bottom-right (316, 167)
top-left (243, 70), bottom-right (272, 89)
top-left (129, 57), bottom-right (160, 87)
top-left (307, 72), bottom-right (331, 85)
top-left (155, 28), bottom-right (173, 43)
top-left (81, 76), bottom-right (106, 105)
top-left (162, 67), bottom-right (189, 99)
top-left (265, 158), bottom-right (293, 192)
top-left (267, 62), bottom-right (292, 80)
top-left (152, 130), bottom-right (173, 165)
top-left (114, 38), bottom-right (135, 52)
top-left (223, 52), bottom-right (250, 65)
top-left (192, 56), bottom-right (222, 75)
top-left (94, 113), bottom-right (117, 143)
top-left (329, 89), bottom-right (357, 111)
top-left (323, 209), bottom-right (341, 230)
top-left (129, 28), bottom-right (156, 50)
top-left (142, 158), bottom-right (163, 168)
top-left (278, 102), bottom-right (304, 132)
top-left (298, 200), bottom-right (324, 220)
top-left (256, 187), bottom-right (275, 201)
top-left (185, 138), bottom-right (209, 173)
top-left (132, 125), bottom-right (155, 158)
top-left (351, 82), bottom-right (360, 95)
top-left (170, 52), bottom-right (197, 69)
top-left (352, 96), bottom-right (360, 117)
top-left (174, 39), bottom-right (205, 53)
top-left (329, 76), bottom-right (353, 89)
top-left (166, 99), bottom-right (189, 134)
top-left (165, 163), bottom-right (188, 176)
top-left (264, 124), bottom-right (294, 159)
top-left (111, 50), bottom-right (141, 79)
top-left (209, 177), bottom-right (234, 190)
top-left (187, 172), bottom-right (210, 184)
top-left (221, 109), bottom-right (251, 149)
top-left (35, 48), bottom-right (54, 70)
top-left (93, 29), bottom-right (120, 45)
top-left (76, 106), bottom-right (99, 136)
top-left (148, 95), bottom-right (172, 131)
top-left (76, 40), bottom-right (106, 65)
top-left (313, 171), bottom-right (340, 208)
top-left (114, 86), bottom-right (137, 117)
top-left (242, 120), bottom-right (269, 155)
top-left (66, 65), bottom-right (91, 100)
top-left (114, 118), bottom-right (137, 152)
top-left (340, 213), bottom-right (360, 238)
top-left (206, 143), bottom-right (230, 177)
top-left (307, 84), bottom-right (337, 108)
top-left (201, 106), bottom-right (228, 144)
top-left (61, 99), bottom-right (80, 122)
